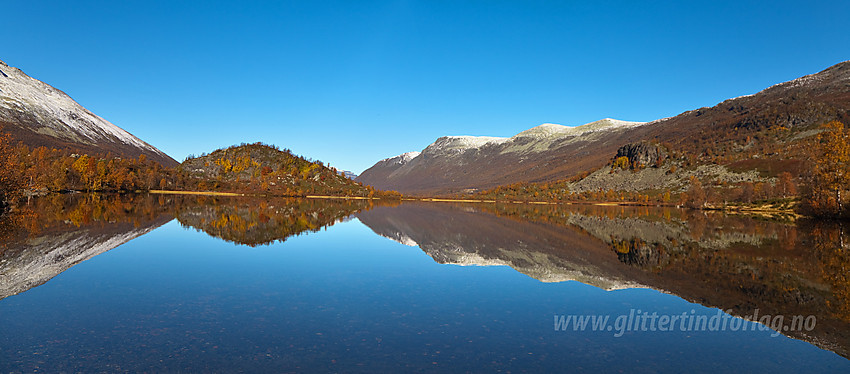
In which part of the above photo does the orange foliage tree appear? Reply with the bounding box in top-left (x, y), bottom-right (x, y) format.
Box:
top-left (804, 121), bottom-right (850, 217)
top-left (0, 129), bottom-right (24, 209)
top-left (684, 176), bottom-right (707, 209)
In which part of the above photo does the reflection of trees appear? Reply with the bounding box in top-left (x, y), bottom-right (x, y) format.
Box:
top-left (0, 212), bottom-right (22, 248)
top-left (0, 193), bottom-right (380, 250)
top-left (175, 197), bottom-right (375, 246)
top-left (805, 220), bottom-right (850, 321)
top-left (610, 238), bottom-right (669, 269)
top-left (1, 193), bottom-right (179, 245)
top-left (0, 194), bottom-right (380, 300)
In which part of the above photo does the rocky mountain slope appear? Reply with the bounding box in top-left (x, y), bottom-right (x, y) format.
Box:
top-left (357, 61), bottom-right (850, 195)
top-left (0, 59), bottom-right (176, 166)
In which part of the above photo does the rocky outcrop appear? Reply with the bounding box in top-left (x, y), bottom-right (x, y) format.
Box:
top-left (614, 141), bottom-right (666, 168)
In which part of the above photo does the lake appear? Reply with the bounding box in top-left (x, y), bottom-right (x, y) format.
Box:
top-left (1, 193), bottom-right (849, 372)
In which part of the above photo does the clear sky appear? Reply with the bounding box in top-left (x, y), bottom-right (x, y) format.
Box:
top-left (2, 1), bottom-right (848, 173)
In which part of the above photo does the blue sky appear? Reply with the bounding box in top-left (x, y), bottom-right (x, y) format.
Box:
top-left (2, 1), bottom-right (849, 173)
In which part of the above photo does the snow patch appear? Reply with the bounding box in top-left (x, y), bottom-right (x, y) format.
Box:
top-left (441, 249), bottom-right (511, 267)
top-left (513, 118), bottom-right (646, 140)
top-left (375, 231), bottom-right (419, 247)
top-left (727, 93), bottom-right (755, 101)
top-left (422, 135), bottom-right (509, 155)
top-left (496, 118), bottom-right (646, 154)
top-left (380, 151), bottom-right (421, 165)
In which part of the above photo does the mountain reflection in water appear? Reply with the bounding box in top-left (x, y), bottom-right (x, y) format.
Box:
top-left (356, 203), bottom-right (850, 359)
top-left (0, 194), bottom-right (374, 300)
top-left (1, 195), bottom-right (848, 361)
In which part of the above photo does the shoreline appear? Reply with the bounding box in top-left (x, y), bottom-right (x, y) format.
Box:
top-left (149, 190), bottom-right (382, 200)
top-left (148, 190), bottom-right (247, 197)
top-left (83, 190), bottom-right (800, 216)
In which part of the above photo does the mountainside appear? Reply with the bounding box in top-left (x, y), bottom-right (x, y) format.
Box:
top-left (0, 59), bottom-right (176, 166)
top-left (357, 61), bottom-right (850, 195)
top-left (357, 119), bottom-right (644, 194)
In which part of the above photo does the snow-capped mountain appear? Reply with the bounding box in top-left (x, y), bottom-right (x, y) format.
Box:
top-left (380, 151), bottom-right (421, 165)
top-left (357, 118), bottom-right (647, 194)
top-left (0, 59), bottom-right (176, 166)
top-left (357, 61), bottom-right (850, 195)
top-left (421, 136), bottom-right (509, 156)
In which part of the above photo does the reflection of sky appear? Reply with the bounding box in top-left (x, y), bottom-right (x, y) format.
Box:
top-left (1, 219), bottom-right (848, 372)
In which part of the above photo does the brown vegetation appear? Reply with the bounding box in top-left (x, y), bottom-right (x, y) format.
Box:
top-left (0, 135), bottom-right (402, 212)
top-left (800, 121), bottom-right (850, 218)
top-left (0, 128), bottom-right (25, 210)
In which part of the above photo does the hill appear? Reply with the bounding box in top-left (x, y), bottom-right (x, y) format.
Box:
top-left (178, 143), bottom-right (387, 197)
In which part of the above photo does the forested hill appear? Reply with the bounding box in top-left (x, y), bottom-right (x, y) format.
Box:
top-left (179, 143), bottom-right (392, 197)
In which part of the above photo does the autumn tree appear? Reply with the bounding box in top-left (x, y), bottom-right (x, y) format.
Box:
top-left (804, 121), bottom-right (850, 217)
top-left (613, 156), bottom-right (630, 170)
top-left (778, 172), bottom-right (796, 199)
top-left (684, 176), bottom-right (707, 209)
top-left (0, 129), bottom-right (24, 211)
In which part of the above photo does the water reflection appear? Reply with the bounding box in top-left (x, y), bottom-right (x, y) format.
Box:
top-left (1, 195), bottom-right (849, 362)
top-left (357, 202), bottom-right (850, 358)
top-left (175, 197), bottom-right (374, 246)
top-left (0, 193), bottom-right (174, 300)
top-left (0, 194), bottom-right (375, 300)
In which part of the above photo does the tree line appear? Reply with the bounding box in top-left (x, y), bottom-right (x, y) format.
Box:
top-left (0, 130), bottom-right (401, 214)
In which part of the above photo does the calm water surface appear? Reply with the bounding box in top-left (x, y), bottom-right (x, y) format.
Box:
top-left (0, 194), bottom-right (848, 372)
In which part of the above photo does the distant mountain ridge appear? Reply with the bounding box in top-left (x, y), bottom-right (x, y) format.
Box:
top-left (0, 59), bottom-right (176, 166)
top-left (357, 61), bottom-right (850, 195)
top-left (356, 118), bottom-right (647, 194)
